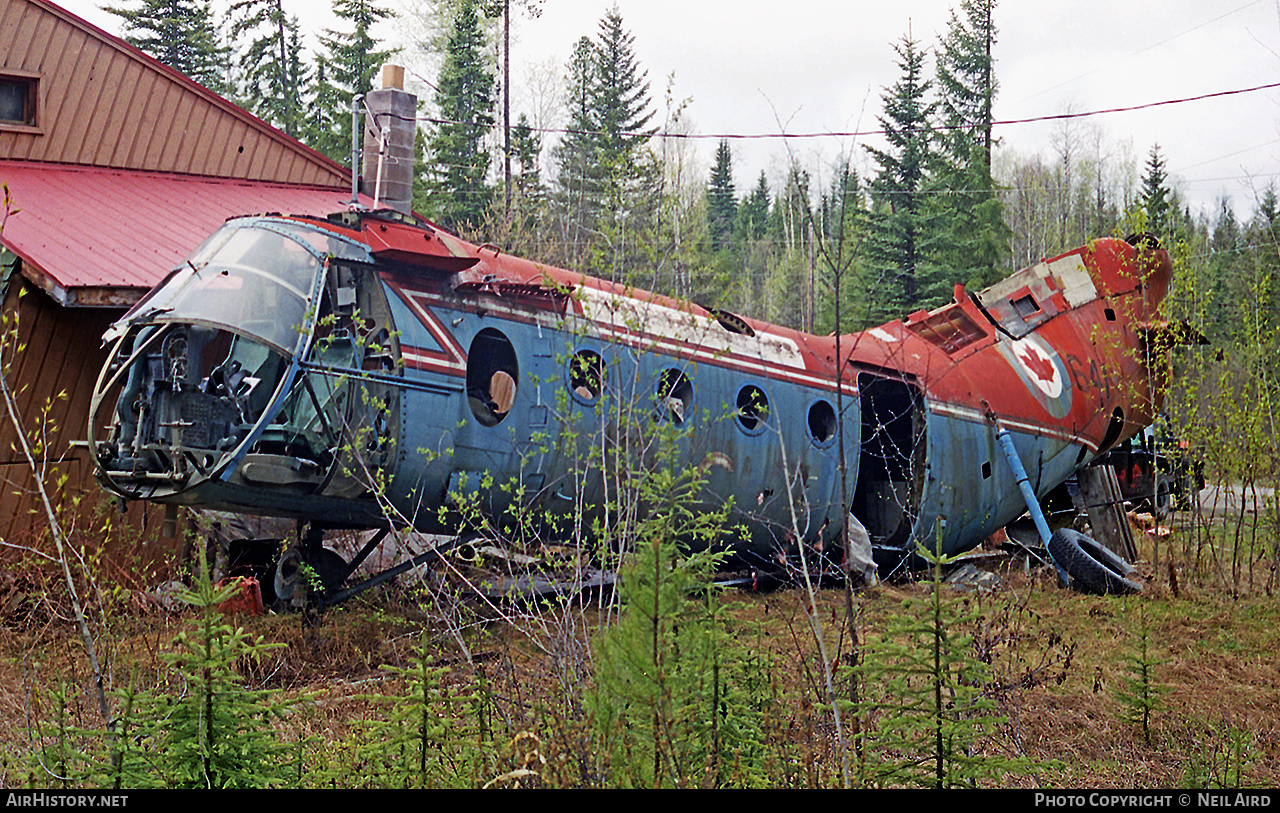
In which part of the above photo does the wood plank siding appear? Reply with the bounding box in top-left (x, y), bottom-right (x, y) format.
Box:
top-left (0, 0), bottom-right (349, 188)
top-left (0, 275), bottom-right (174, 567)
top-left (0, 277), bottom-right (115, 541)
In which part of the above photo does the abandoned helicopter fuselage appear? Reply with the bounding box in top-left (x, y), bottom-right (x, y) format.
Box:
top-left (88, 209), bottom-right (1173, 574)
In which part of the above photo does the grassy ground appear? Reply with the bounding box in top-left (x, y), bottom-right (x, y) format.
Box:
top-left (0, 517), bottom-right (1277, 788)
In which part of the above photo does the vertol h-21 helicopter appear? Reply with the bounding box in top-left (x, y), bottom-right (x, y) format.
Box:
top-left (87, 207), bottom-right (1174, 602)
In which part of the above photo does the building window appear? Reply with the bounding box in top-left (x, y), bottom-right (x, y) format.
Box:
top-left (0, 74), bottom-right (37, 127)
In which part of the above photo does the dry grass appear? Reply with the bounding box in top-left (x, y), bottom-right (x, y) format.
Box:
top-left (0, 539), bottom-right (1277, 788)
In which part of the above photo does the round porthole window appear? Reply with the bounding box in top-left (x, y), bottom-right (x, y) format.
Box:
top-left (568, 349), bottom-right (606, 403)
top-left (736, 384), bottom-right (769, 433)
top-left (656, 368), bottom-right (693, 424)
top-left (808, 399), bottom-right (837, 445)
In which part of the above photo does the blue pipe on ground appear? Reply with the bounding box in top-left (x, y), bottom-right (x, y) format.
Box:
top-left (989, 413), bottom-right (1069, 584)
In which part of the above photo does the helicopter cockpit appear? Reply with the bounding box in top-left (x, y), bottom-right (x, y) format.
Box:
top-left (89, 216), bottom-right (402, 521)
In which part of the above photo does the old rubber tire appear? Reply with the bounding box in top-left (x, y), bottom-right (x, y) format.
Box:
top-left (1047, 528), bottom-right (1142, 595)
top-left (1150, 474), bottom-right (1172, 521)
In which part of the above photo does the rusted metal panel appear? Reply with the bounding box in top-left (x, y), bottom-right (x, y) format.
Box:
top-left (64, 286), bottom-right (145, 307)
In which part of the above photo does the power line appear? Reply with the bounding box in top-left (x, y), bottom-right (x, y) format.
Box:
top-left (423, 81), bottom-right (1280, 143)
top-left (1015, 0), bottom-right (1266, 104)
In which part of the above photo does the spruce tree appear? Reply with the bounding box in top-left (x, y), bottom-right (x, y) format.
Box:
top-left (932, 0), bottom-right (1008, 289)
top-left (762, 164), bottom-right (813, 329)
top-left (105, 0), bottom-right (228, 92)
top-left (865, 32), bottom-right (942, 319)
top-left (855, 544), bottom-right (1036, 788)
top-left (591, 7), bottom-right (656, 173)
top-left (1255, 185), bottom-right (1279, 233)
top-left (734, 171), bottom-right (771, 315)
top-left (422, 0), bottom-right (495, 231)
top-left (307, 56), bottom-right (344, 159)
top-left (102, 570), bottom-right (299, 788)
top-left (707, 139), bottom-right (737, 251)
top-left (499, 113), bottom-right (547, 255)
top-left (228, 0), bottom-right (307, 138)
top-left (936, 0), bottom-right (996, 175)
top-left (587, 431), bottom-right (767, 788)
top-left (1141, 144), bottom-right (1173, 242)
top-left (553, 35), bottom-right (600, 261)
top-left (308, 0), bottom-right (396, 161)
top-left (551, 7), bottom-right (656, 277)
top-left (817, 162), bottom-right (871, 333)
top-left (736, 171), bottom-right (770, 240)
top-left (510, 113), bottom-right (543, 199)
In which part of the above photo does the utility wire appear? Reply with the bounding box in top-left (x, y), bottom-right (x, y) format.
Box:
top-left (419, 81), bottom-right (1280, 142)
top-left (1016, 0), bottom-right (1266, 104)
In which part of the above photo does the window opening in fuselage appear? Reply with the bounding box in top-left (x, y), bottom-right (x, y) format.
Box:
top-left (467, 328), bottom-right (519, 427)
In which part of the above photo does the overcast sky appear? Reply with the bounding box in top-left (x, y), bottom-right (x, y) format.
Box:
top-left (61, 0), bottom-right (1280, 220)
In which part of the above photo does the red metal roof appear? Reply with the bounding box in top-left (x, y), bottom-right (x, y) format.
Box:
top-left (0, 160), bottom-right (370, 306)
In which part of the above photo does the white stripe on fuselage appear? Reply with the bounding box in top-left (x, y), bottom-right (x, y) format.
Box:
top-left (396, 284), bottom-right (850, 392)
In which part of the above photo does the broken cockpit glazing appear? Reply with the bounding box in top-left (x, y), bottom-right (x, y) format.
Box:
top-left (90, 217), bottom-right (387, 503)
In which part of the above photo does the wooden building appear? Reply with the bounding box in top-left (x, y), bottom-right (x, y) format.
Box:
top-left (0, 0), bottom-right (369, 552)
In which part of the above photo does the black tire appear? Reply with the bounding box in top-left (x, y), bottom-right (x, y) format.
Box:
top-left (1131, 473), bottom-right (1172, 519)
top-left (1150, 474), bottom-right (1172, 521)
top-left (1047, 528), bottom-right (1142, 595)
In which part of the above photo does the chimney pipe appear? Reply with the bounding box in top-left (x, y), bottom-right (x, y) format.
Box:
top-left (361, 65), bottom-right (416, 215)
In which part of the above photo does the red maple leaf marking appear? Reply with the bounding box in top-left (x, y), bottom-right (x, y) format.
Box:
top-left (1018, 345), bottom-right (1058, 384)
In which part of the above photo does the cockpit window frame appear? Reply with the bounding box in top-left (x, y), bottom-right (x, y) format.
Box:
top-left (107, 218), bottom-right (370, 357)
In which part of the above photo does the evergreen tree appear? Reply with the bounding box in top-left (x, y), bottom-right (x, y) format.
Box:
top-left (736, 171), bottom-right (770, 240)
top-left (865, 32), bottom-right (942, 319)
top-left (935, 0), bottom-right (996, 173)
top-left (551, 7), bottom-right (657, 277)
top-left (1246, 188), bottom-right (1280, 360)
top-left (1112, 604), bottom-right (1167, 746)
top-left (105, 0), bottom-right (228, 92)
top-left (1255, 185), bottom-right (1279, 234)
top-left (308, 0), bottom-right (396, 161)
top-left (102, 569), bottom-right (300, 788)
top-left (762, 165), bottom-right (813, 329)
top-left (734, 171), bottom-right (771, 315)
top-left (706, 139), bottom-right (737, 251)
top-left (854, 544), bottom-right (1036, 788)
top-left (1209, 197), bottom-right (1246, 342)
top-left (510, 113), bottom-right (543, 199)
top-left (553, 35), bottom-right (600, 262)
top-left (591, 7), bottom-right (656, 173)
top-left (817, 162), bottom-right (871, 333)
top-left (307, 56), bottom-right (344, 159)
top-left (588, 430), bottom-right (767, 788)
top-left (932, 0), bottom-right (1008, 289)
top-left (1141, 144), bottom-right (1173, 241)
top-left (497, 112), bottom-right (548, 256)
top-left (229, 0), bottom-right (307, 138)
top-left (422, 0), bottom-right (495, 231)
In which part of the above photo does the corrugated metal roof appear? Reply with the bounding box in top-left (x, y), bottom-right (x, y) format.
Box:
top-left (0, 160), bottom-right (370, 306)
